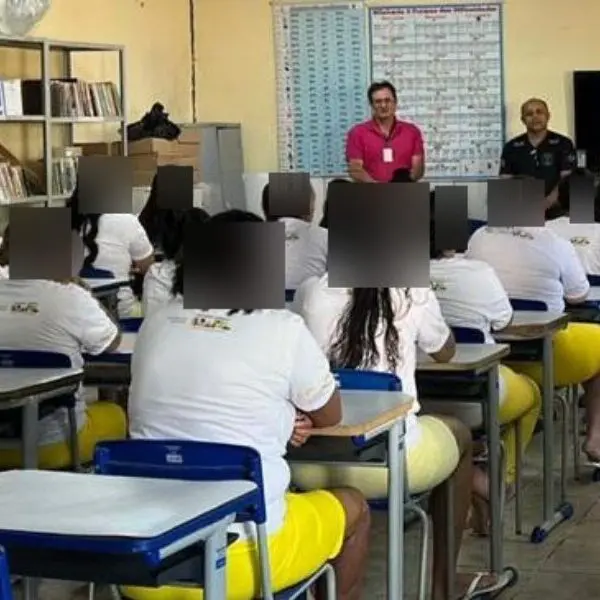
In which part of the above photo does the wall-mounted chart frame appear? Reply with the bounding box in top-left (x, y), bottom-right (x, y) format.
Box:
top-left (370, 2), bottom-right (505, 179)
top-left (273, 1), bottom-right (370, 176)
top-left (272, 1), bottom-right (506, 179)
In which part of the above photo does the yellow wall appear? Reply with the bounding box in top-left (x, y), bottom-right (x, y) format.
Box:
top-left (195, 0), bottom-right (600, 173)
top-left (0, 0), bottom-right (192, 161)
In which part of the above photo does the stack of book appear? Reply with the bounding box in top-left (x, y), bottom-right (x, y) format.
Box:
top-left (0, 162), bottom-right (28, 204)
top-left (0, 79), bottom-right (122, 118)
top-left (52, 147), bottom-right (81, 197)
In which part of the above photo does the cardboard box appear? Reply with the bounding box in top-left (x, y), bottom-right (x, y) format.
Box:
top-left (127, 154), bottom-right (198, 171)
top-left (178, 128), bottom-right (202, 145)
top-left (128, 138), bottom-right (181, 156)
top-left (77, 142), bottom-right (122, 156)
top-left (132, 168), bottom-right (202, 187)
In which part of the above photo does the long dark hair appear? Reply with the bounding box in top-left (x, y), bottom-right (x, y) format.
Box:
top-left (138, 174), bottom-right (164, 246)
top-left (0, 224), bottom-right (8, 266)
top-left (171, 209), bottom-right (263, 315)
top-left (161, 207), bottom-right (209, 260)
top-left (322, 179), bottom-right (350, 229)
top-left (329, 288), bottom-right (412, 374)
top-left (67, 183), bottom-right (100, 269)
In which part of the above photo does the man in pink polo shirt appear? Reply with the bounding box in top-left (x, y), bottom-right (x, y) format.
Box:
top-left (346, 81), bottom-right (425, 183)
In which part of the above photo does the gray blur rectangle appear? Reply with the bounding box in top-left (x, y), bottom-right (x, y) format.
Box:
top-left (569, 172), bottom-right (596, 224)
top-left (155, 165), bottom-right (194, 210)
top-left (78, 155), bottom-right (133, 214)
top-left (183, 221), bottom-right (285, 310)
top-left (328, 182), bottom-right (430, 288)
top-left (10, 207), bottom-right (73, 280)
top-left (487, 178), bottom-right (545, 227)
top-left (268, 172), bottom-right (311, 219)
top-left (434, 186), bottom-right (469, 252)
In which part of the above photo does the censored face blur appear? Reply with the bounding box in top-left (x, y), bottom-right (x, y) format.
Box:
top-left (521, 100), bottom-right (549, 134)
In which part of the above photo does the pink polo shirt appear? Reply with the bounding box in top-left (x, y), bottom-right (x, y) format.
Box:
top-left (345, 118), bottom-right (425, 182)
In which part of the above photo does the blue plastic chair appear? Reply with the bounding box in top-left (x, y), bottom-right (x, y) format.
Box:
top-left (0, 350), bottom-right (81, 470)
top-left (285, 289), bottom-right (296, 303)
top-left (79, 266), bottom-right (115, 279)
top-left (331, 369), bottom-right (430, 600)
top-left (451, 326), bottom-right (486, 344)
top-left (0, 547), bottom-right (12, 600)
top-left (509, 298), bottom-right (548, 312)
top-left (94, 440), bottom-right (334, 600)
top-left (588, 274), bottom-right (600, 286)
top-left (119, 318), bottom-right (143, 333)
top-left (468, 218), bottom-right (487, 236)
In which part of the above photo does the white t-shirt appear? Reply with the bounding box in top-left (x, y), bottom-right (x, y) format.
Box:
top-left (282, 218), bottom-right (328, 290)
top-left (128, 300), bottom-right (336, 537)
top-left (466, 227), bottom-right (590, 313)
top-left (0, 280), bottom-right (118, 447)
top-left (296, 275), bottom-right (451, 444)
top-left (430, 256), bottom-right (513, 343)
top-left (86, 214), bottom-right (153, 317)
top-left (546, 216), bottom-right (600, 276)
top-left (142, 260), bottom-right (176, 318)
top-left (0, 265), bottom-right (8, 279)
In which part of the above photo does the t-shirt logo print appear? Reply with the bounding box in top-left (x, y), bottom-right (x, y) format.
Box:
top-left (190, 314), bottom-right (232, 332)
top-left (570, 236), bottom-right (591, 246)
top-left (10, 302), bottom-right (39, 314)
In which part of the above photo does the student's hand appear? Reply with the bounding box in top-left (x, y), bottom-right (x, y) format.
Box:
top-left (290, 413), bottom-right (314, 448)
top-left (545, 188), bottom-right (559, 208)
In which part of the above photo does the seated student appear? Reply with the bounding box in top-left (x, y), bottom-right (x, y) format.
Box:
top-left (466, 225), bottom-right (600, 464)
top-left (126, 210), bottom-right (371, 600)
top-left (262, 182), bottom-right (327, 290)
top-left (142, 207), bottom-right (209, 317)
top-left (294, 278), bottom-right (497, 598)
top-left (68, 184), bottom-right (155, 318)
top-left (430, 239), bottom-right (542, 534)
top-left (0, 222), bottom-right (126, 469)
top-left (545, 191), bottom-right (600, 275)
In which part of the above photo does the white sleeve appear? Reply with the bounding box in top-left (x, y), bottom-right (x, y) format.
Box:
top-left (556, 237), bottom-right (590, 300)
top-left (128, 217), bottom-right (154, 262)
top-left (62, 285), bottom-right (118, 355)
top-left (481, 266), bottom-right (513, 331)
top-left (289, 320), bottom-right (336, 413)
top-left (296, 278), bottom-right (337, 353)
top-left (416, 289), bottom-right (452, 354)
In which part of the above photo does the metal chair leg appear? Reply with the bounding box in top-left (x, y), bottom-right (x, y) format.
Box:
top-left (67, 405), bottom-right (81, 472)
top-left (499, 440), bottom-right (507, 521)
top-left (87, 583), bottom-right (95, 600)
top-left (323, 562), bottom-right (336, 599)
top-left (109, 585), bottom-right (122, 600)
top-left (406, 502), bottom-right (431, 600)
top-left (514, 420), bottom-right (523, 535)
top-left (571, 385), bottom-right (581, 481)
top-left (554, 390), bottom-right (569, 503)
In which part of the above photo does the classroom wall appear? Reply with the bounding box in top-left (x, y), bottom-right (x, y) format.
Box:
top-left (0, 0), bottom-right (193, 161)
top-left (195, 0), bottom-right (600, 174)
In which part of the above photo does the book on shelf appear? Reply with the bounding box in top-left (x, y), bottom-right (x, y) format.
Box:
top-left (52, 155), bottom-right (78, 197)
top-left (0, 162), bottom-right (28, 204)
top-left (2, 79), bottom-right (122, 119)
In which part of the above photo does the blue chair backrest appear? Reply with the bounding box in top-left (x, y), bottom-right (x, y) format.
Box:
top-left (509, 298), bottom-right (548, 312)
top-left (94, 440), bottom-right (267, 524)
top-left (79, 266), bottom-right (115, 279)
top-left (332, 368), bottom-right (402, 391)
top-left (285, 289), bottom-right (296, 303)
top-left (451, 326), bottom-right (485, 344)
top-left (468, 219), bottom-right (487, 236)
top-left (0, 350), bottom-right (71, 368)
top-left (119, 318), bottom-right (143, 333)
top-left (0, 547), bottom-right (12, 600)
top-left (588, 274), bottom-right (600, 286)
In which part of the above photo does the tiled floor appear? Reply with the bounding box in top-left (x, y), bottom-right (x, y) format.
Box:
top-left (12, 427), bottom-right (600, 599)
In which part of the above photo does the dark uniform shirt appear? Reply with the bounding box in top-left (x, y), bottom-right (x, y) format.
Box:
top-left (500, 131), bottom-right (576, 219)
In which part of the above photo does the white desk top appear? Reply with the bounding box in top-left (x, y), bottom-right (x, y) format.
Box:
top-left (0, 470), bottom-right (256, 539)
top-left (495, 311), bottom-right (569, 340)
top-left (84, 278), bottom-right (130, 293)
top-left (115, 332), bottom-right (136, 354)
top-left (312, 389), bottom-right (413, 438)
top-left (417, 343), bottom-right (510, 372)
top-left (585, 287), bottom-right (600, 302)
top-left (0, 368), bottom-right (83, 401)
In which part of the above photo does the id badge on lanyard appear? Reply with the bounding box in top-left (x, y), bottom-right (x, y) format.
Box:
top-left (382, 147), bottom-right (394, 163)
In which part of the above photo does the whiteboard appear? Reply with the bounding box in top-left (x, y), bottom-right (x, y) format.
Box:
top-left (273, 2), bottom-right (369, 177)
top-left (370, 3), bottom-right (505, 179)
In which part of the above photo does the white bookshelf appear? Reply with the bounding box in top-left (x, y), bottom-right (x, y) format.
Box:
top-left (0, 35), bottom-right (127, 207)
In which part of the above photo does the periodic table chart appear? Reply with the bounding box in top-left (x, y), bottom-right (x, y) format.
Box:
top-left (370, 3), bottom-right (505, 178)
top-left (273, 3), bottom-right (369, 176)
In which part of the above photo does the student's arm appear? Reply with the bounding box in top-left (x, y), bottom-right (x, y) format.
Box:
top-left (410, 130), bottom-right (425, 181)
top-left (130, 219), bottom-right (155, 275)
top-left (499, 145), bottom-right (513, 175)
top-left (346, 128), bottom-right (375, 183)
top-left (557, 237), bottom-right (590, 304)
top-left (289, 320), bottom-right (342, 428)
top-left (481, 264), bottom-right (514, 331)
top-left (417, 290), bottom-right (456, 363)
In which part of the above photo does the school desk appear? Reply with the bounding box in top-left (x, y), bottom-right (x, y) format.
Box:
top-left (416, 343), bottom-right (517, 596)
top-left (495, 311), bottom-right (570, 544)
top-left (287, 388), bottom-right (412, 600)
top-left (0, 368), bottom-right (83, 469)
top-left (0, 470), bottom-right (257, 600)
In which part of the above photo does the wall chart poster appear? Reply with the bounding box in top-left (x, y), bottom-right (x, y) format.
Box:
top-left (274, 3), bottom-right (369, 176)
top-left (370, 3), bottom-right (505, 178)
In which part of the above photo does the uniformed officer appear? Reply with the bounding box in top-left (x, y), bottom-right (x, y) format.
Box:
top-left (500, 98), bottom-right (576, 219)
